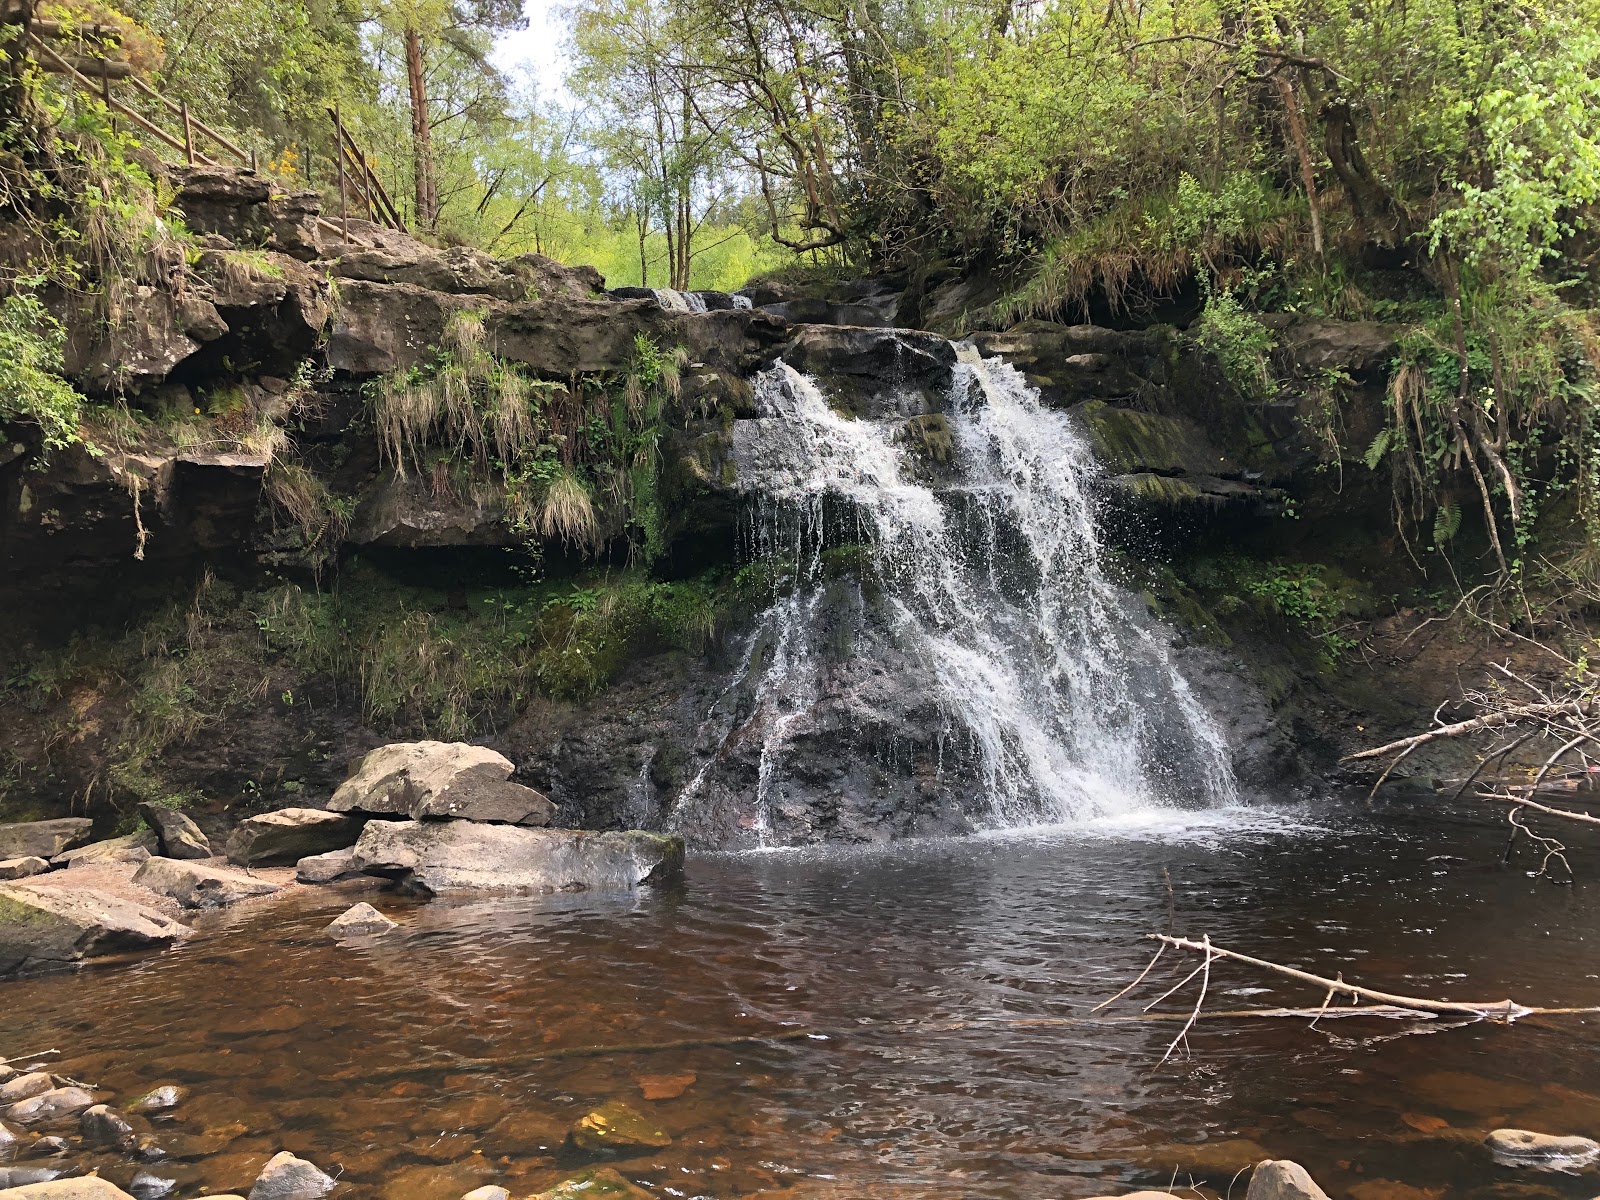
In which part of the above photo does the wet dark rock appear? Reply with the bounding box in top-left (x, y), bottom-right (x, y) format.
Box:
top-left (0, 858), bottom-right (50, 881)
top-left (134, 1135), bottom-right (169, 1162)
top-left (0, 1118), bottom-right (18, 1155)
top-left (1486, 1128), bottom-right (1600, 1170)
top-left (132, 858), bottom-right (280, 909)
top-left (51, 832), bottom-right (157, 869)
top-left (781, 324), bottom-right (956, 415)
top-left (294, 849), bottom-right (357, 884)
top-left (565, 1100), bottom-right (671, 1154)
top-left (6, 1086), bottom-right (97, 1125)
top-left (128, 1170), bottom-right (176, 1199)
top-left (324, 902), bottom-right (396, 938)
top-left (136, 806), bottom-right (212, 861)
top-left (349, 820), bottom-right (684, 894)
top-left (328, 741), bottom-right (555, 826)
top-left (24, 1136), bottom-right (68, 1156)
top-left (0, 1166), bottom-right (68, 1188)
top-left (1246, 1160), bottom-right (1333, 1200)
top-left (0, 821), bottom-right (93, 862)
top-left (345, 473), bottom-right (510, 549)
top-left (247, 1151), bottom-right (335, 1200)
top-left (378, 1164), bottom-right (493, 1200)
top-left (531, 1167), bottom-right (653, 1199)
top-left (224, 810), bottom-right (364, 867)
top-left (0, 1075), bottom-right (54, 1106)
top-left (127, 1087), bottom-right (186, 1116)
top-left (79, 1105), bottom-right (137, 1151)
top-left (0, 885), bottom-right (189, 975)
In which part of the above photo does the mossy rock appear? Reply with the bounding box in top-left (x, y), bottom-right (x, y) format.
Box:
top-left (1077, 399), bottom-right (1237, 477)
top-left (902, 413), bottom-right (954, 463)
top-left (566, 1100), bottom-right (671, 1154)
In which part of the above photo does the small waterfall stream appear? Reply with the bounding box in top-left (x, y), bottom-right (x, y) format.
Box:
top-left (675, 343), bottom-right (1238, 844)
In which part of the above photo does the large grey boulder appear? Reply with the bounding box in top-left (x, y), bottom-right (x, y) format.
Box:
top-left (324, 902), bottom-right (396, 938)
top-left (247, 1150), bottom-right (335, 1200)
top-left (132, 858), bottom-right (281, 909)
top-left (137, 805), bottom-right (212, 860)
top-left (224, 809), bottom-right (363, 867)
top-left (80, 1104), bottom-right (137, 1150)
top-left (0, 820), bottom-right (93, 861)
top-left (0, 858), bottom-right (49, 881)
top-left (1245, 1160), bottom-right (1332, 1200)
top-left (0, 1073), bottom-right (53, 1104)
top-left (349, 820), bottom-right (684, 895)
top-left (52, 831), bottom-right (157, 868)
top-left (329, 741), bottom-right (555, 826)
top-left (0, 885), bottom-right (189, 975)
top-left (1486, 1128), bottom-right (1600, 1170)
top-left (5, 1086), bottom-right (96, 1125)
top-left (295, 848), bottom-right (357, 884)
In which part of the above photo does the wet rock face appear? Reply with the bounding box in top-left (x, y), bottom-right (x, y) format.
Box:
top-left (0, 884), bottom-right (189, 976)
top-left (347, 820), bottom-right (684, 895)
top-left (780, 324), bottom-right (957, 416)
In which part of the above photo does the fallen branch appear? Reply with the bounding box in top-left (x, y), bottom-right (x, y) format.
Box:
top-left (1341, 699), bottom-right (1591, 763)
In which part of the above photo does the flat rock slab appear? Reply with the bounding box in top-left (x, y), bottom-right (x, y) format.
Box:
top-left (132, 858), bottom-right (281, 909)
top-left (0, 1178), bottom-right (137, 1198)
top-left (349, 820), bottom-right (684, 895)
top-left (1486, 1128), bottom-right (1600, 1170)
top-left (0, 857), bottom-right (49, 880)
top-left (5, 1085), bottom-right (96, 1125)
top-left (52, 831), bottom-right (156, 868)
top-left (225, 809), bottom-right (364, 867)
top-left (295, 848), bottom-right (357, 883)
top-left (0, 883), bottom-right (189, 976)
top-left (329, 741), bottom-right (555, 826)
top-left (0, 819), bottom-right (93, 861)
top-left (566, 1101), bottom-right (671, 1153)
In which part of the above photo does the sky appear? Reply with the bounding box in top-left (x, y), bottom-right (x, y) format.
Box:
top-left (490, 0), bottom-right (573, 102)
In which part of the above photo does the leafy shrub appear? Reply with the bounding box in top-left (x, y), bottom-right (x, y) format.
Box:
top-left (0, 293), bottom-right (87, 453)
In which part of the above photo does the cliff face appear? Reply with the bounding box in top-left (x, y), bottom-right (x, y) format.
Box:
top-left (0, 166), bottom-right (1485, 842)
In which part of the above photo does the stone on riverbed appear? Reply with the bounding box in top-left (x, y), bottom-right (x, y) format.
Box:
top-left (1486, 1128), bottom-right (1600, 1170)
top-left (247, 1151), bottom-right (335, 1200)
top-left (132, 858), bottom-right (280, 909)
top-left (0, 884), bottom-right (189, 976)
top-left (137, 805), bottom-right (212, 860)
top-left (0, 1169), bottom-right (72, 1191)
top-left (0, 1075), bottom-right (54, 1105)
top-left (5, 1086), bottom-right (96, 1125)
top-left (349, 820), bottom-right (684, 894)
top-left (80, 1104), bottom-right (138, 1150)
top-left (330, 740), bottom-right (556, 826)
top-left (460, 1188), bottom-right (509, 1200)
top-left (0, 820), bottom-right (92, 862)
top-left (295, 848), bottom-right (356, 884)
top-left (325, 902), bottom-right (396, 937)
top-left (0, 858), bottom-right (49, 881)
top-left (566, 1100), bottom-right (672, 1154)
top-left (0, 1118), bottom-right (18, 1154)
top-left (128, 1086), bottom-right (186, 1115)
top-left (1246, 1159), bottom-right (1332, 1200)
top-left (531, 1168), bottom-right (653, 1199)
top-left (224, 809), bottom-right (364, 867)
top-left (0, 1181), bottom-right (140, 1198)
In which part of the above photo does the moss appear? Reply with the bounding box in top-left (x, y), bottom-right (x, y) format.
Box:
top-left (1078, 400), bottom-right (1237, 476)
top-left (903, 413), bottom-right (954, 463)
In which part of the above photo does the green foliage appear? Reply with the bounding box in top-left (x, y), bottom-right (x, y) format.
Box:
top-left (0, 293), bottom-right (88, 453)
top-left (1189, 555), bottom-right (1364, 668)
top-left (1192, 287), bottom-right (1278, 402)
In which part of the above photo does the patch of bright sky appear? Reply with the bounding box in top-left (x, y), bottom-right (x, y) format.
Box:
top-left (490, 0), bottom-right (574, 103)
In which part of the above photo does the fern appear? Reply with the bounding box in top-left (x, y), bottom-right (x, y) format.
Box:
top-left (1363, 428), bottom-right (1392, 471)
top-left (1433, 501), bottom-right (1462, 545)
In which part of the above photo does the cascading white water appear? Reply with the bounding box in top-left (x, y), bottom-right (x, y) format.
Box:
top-left (688, 346), bottom-right (1238, 838)
top-left (650, 288), bottom-right (709, 313)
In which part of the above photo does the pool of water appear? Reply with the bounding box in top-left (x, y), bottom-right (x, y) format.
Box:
top-left (6, 796), bottom-right (1600, 1199)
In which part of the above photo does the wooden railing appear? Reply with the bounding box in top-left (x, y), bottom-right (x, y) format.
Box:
top-left (3, 0), bottom-right (407, 244)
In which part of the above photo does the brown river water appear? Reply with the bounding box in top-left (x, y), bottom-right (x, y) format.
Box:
top-left (5, 796), bottom-right (1600, 1200)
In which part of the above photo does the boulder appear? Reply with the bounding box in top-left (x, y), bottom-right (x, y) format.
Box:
top-left (247, 1151), bottom-right (336, 1200)
top-left (5, 1086), bottom-right (96, 1125)
top-left (0, 1172), bottom-right (87, 1193)
top-left (328, 741), bottom-right (555, 827)
top-left (349, 821), bottom-right (685, 895)
top-left (531, 1171), bottom-right (651, 1200)
top-left (128, 1171), bottom-right (175, 1199)
top-left (136, 805), bottom-right (212, 860)
top-left (295, 849), bottom-right (357, 884)
top-left (128, 1086), bottom-right (186, 1115)
top-left (0, 885), bottom-right (189, 975)
top-left (566, 1101), bottom-right (671, 1154)
top-left (0, 1075), bottom-right (53, 1105)
top-left (1246, 1160), bottom-right (1333, 1200)
top-left (224, 809), bottom-right (364, 867)
top-left (52, 831), bottom-right (157, 868)
top-left (80, 1104), bottom-right (137, 1150)
top-left (0, 820), bottom-right (93, 862)
top-left (460, 1189), bottom-right (510, 1200)
top-left (0, 858), bottom-right (49, 881)
top-left (1486, 1128), bottom-right (1600, 1170)
top-left (0, 1118), bottom-right (17, 1154)
top-left (132, 858), bottom-right (281, 909)
top-left (781, 324), bottom-right (955, 415)
top-left (324, 903), bottom-right (396, 938)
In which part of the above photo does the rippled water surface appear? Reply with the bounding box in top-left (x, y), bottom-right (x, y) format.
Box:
top-left (8, 798), bottom-right (1600, 1199)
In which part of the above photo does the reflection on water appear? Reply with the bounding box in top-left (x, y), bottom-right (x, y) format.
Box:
top-left (6, 797), bottom-right (1600, 1199)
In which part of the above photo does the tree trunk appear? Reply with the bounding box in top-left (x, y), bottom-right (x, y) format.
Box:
top-left (404, 25), bottom-right (437, 230)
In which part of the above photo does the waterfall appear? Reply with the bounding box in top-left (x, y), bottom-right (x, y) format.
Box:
top-left (676, 345), bottom-right (1238, 844)
top-left (650, 288), bottom-right (709, 313)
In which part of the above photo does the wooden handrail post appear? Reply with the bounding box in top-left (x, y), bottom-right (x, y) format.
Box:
top-left (334, 103), bottom-right (349, 243)
top-left (179, 97), bottom-right (194, 164)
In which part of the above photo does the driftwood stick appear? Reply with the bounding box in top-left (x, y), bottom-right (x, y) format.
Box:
top-left (1483, 792), bottom-right (1600, 827)
top-left (1342, 700), bottom-right (1591, 763)
top-left (1092, 942), bottom-right (1166, 1014)
top-left (1161, 935), bottom-right (1214, 1063)
top-left (1152, 934), bottom-right (1567, 1020)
